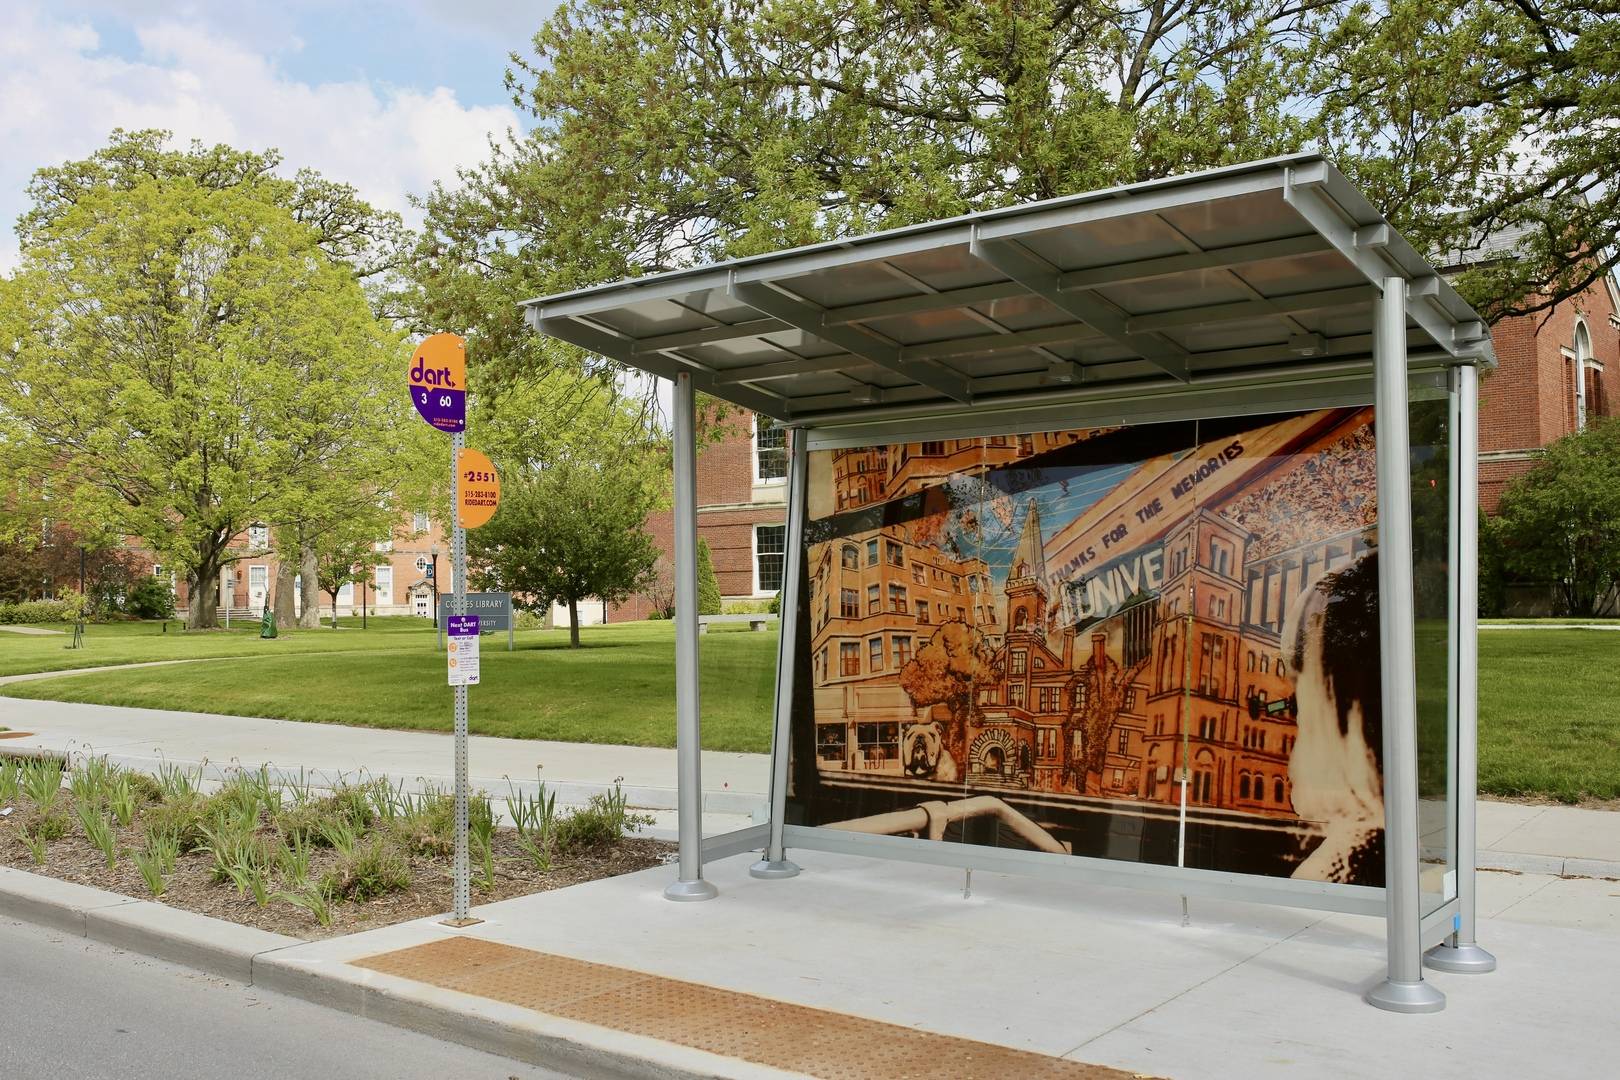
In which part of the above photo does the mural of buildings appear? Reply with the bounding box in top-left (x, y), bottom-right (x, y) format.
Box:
top-left (795, 407), bottom-right (1391, 881)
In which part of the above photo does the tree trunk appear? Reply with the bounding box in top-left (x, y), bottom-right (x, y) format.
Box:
top-left (186, 561), bottom-right (219, 629)
top-left (273, 559), bottom-right (297, 629)
top-left (568, 596), bottom-right (581, 647)
top-left (298, 541), bottom-right (321, 629)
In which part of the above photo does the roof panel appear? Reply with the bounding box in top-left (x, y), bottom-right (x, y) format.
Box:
top-left (522, 154), bottom-right (1494, 423)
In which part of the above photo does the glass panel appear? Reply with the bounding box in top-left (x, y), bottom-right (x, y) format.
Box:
top-left (789, 407), bottom-right (1402, 889)
top-left (1178, 409), bottom-right (1383, 884)
top-left (1411, 380), bottom-right (1458, 914)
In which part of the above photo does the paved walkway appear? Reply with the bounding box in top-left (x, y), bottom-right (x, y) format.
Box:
top-left (0, 626), bottom-right (66, 635)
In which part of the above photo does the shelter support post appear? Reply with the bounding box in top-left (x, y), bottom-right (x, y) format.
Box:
top-left (1366, 277), bottom-right (1446, 1013)
top-left (752, 426), bottom-right (806, 879)
top-left (665, 371), bottom-right (719, 902)
top-left (1426, 362), bottom-right (1497, 974)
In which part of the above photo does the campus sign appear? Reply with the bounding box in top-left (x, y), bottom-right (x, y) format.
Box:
top-left (462, 592), bottom-right (513, 631)
top-left (409, 333), bottom-right (466, 433)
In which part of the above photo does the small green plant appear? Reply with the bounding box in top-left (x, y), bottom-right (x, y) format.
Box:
top-left (0, 759), bottom-right (22, 803)
top-left (389, 790), bottom-right (454, 857)
top-left (315, 816), bottom-right (361, 856)
top-left (132, 848), bottom-right (168, 896)
top-left (76, 801), bottom-right (119, 868)
top-left (276, 831), bottom-right (313, 888)
top-left (321, 836), bottom-right (410, 901)
top-left (157, 760), bottom-right (201, 800)
top-left (144, 827), bottom-right (180, 876)
top-left (275, 881), bottom-right (334, 928)
top-left (20, 829), bottom-right (48, 865)
top-left (69, 755), bottom-right (120, 806)
top-left (31, 810), bottom-right (68, 842)
top-left (508, 780), bottom-right (558, 871)
top-left (553, 783), bottom-right (653, 855)
top-left (21, 759), bottom-right (64, 811)
top-left (143, 792), bottom-right (209, 852)
top-left (109, 775), bottom-right (137, 827)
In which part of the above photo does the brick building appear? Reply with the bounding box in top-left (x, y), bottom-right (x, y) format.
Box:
top-left (1442, 241), bottom-right (1620, 511)
top-left (608, 414), bottom-right (790, 621)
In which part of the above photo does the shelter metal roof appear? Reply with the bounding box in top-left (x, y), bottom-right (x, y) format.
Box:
top-left (521, 154), bottom-right (1493, 423)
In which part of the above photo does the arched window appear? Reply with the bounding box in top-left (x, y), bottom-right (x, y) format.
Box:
top-left (1013, 607), bottom-right (1028, 628)
top-left (841, 544), bottom-right (859, 569)
top-left (1274, 776), bottom-right (1286, 803)
top-left (1575, 320), bottom-right (1593, 429)
top-left (1239, 773), bottom-right (1251, 799)
top-left (1260, 654), bottom-right (1269, 674)
top-left (1247, 650), bottom-right (1255, 672)
top-left (1276, 657), bottom-right (1287, 679)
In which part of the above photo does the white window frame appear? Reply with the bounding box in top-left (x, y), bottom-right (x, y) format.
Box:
top-left (374, 538), bottom-right (393, 553)
top-left (373, 565), bottom-right (393, 605)
top-left (413, 511), bottom-right (430, 533)
top-left (752, 522), bottom-right (786, 596)
top-left (247, 524), bottom-right (269, 550)
top-left (752, 416), bottom-right (787, 485)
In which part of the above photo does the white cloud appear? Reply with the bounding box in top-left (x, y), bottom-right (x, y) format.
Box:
top-left (0, 4), bottom-right (521, 270)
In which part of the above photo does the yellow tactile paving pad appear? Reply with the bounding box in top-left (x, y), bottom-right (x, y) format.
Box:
top-left (356, 936), bottom-right (1157, 1079)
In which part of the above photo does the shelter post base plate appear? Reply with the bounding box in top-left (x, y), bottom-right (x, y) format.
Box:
top-left (664, 878), bottom-right (719, 902)
top-left (749, 858), bottom-right (801, 880)
top-left (1425, 942), bottom-right (1497, 974)
top-left (1365, 978), bottom-right (1446, 1013)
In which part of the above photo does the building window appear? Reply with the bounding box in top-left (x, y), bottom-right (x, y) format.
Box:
top-left (1009, 683), bottom-right (1026, 708)
top-left (886, 540), bottom-right (904, 567)
top-left (864, 583), bottom-right (879, 614)
top-left (374, 538), bottom-right (393, 553)
top-left (1117, 730), bottom-right (1129, 754)
top-left (841, 589), bottom-right (859, 618)
top-left (888, 584), bottom-right (907, 613)
top-left (842, 544), bottom-right (860, 570)
top-left (1274, 776), bottom-right (1286, 803)
top-left (1240, 773), bottom-right (1251, 799)
top-left (868, 637), bottom-right (884, 672)
top-left (912, 563), bottom-right (925, 584)
top-left (754, 524), bottom-right (785, 594)
top-left (840, 642), bottom-right (860, 676)
top-left (1010, 650), bottom-right (1027, 675)
top-left (373, 566), bottom-right (393, 604)
top-left (248, 565), bottom-right (267, 593)
top-left (866, 538), bottom-right (879, 566)
top-left (413, 511), bottom-right (430, 533)
top-left (754, 419), bottom-right (787, 482)
top-left (920, 441), bottom-right (945, 456)
top-left (894, 635), bottom-right (913, 666)
top-left (247, 524), bottom-right (269, 550)
top-left (915, 600), bottom-right (930, 623)
top-left (950, 575), bottom-right (962, 593)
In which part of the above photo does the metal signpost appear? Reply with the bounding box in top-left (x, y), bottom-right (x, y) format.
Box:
top-left (409, 333), bottom-right (500, 926)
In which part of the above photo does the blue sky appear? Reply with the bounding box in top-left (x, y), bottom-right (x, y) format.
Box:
top-left (0, 1), bottom-right (561, 268)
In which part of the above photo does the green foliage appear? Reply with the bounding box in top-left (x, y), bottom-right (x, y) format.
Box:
top-left (133, 847), bottom-right (169, 897)
top-left (320, 836), bottom-right (410, 901)
top-left (275, 881), bottom-right (335, 927)
top-left (124, 577), bottom-right (176, 621)
top-left (20, 759), bottom-right (63, 812)
top-left (0, 131), bottom-right (425, 629)
top-left (20, 829), bottom-right (49, 865)
top-left (77, 802), bottom-right (119, 869)
top-left (29, 811), bottom-right (69, 843)
top-left (0, 597), bottom-right (87, 625)
top-left (695, 539), bottom-right (722, 616)
top-left (468, 450), bottom-right (662, 646)
top-left (142, 793), bottom-right (211, 853)
top-left (553, 784), bottom-right (653, 855)
top-left (1492, 419), bottom-right (1620, 616)
top-left (157, 761), bottom-right (202, 801)
top-left (0, 760), bottom-right (20, 804)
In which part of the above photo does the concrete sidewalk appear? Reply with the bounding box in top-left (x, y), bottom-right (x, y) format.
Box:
top-left (3, 693), bottom-right (1616, 874)
top-left (253, 850), bottom-right (1620, 1079)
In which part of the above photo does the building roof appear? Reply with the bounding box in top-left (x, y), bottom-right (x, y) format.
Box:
top-left (522, 154), bottom-right (1492, 423)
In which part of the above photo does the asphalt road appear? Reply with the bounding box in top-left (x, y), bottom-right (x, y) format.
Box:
top-left (0, 916), bottom-right (570, 1079)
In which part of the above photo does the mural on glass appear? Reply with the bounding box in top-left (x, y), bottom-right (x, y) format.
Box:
top-left (788, 409), bottom-right (1393, 886)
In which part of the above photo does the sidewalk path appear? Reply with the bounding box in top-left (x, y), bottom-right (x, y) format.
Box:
top-left (0, 696), bottom-right (769, 823)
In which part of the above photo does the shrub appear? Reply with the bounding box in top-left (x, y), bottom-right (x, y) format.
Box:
top-left (124, 576), bottom-right (175, 620)
top-left (389, 791), bottom-right (455, 857)
top-left (695, 539), bottom-right (722, 615)
top-left (553, 785), bottom-right (653, 855)
top-left (30, 810), bottom-right (70, 842)
top-left (143, 792), bottom-right (211, 852)
top-left (321, 836), bottom-right (410, 901)
top-left (275, 785), bottom-right (374, 847)
top-left (0, 594), bottom-right (86, 625)
top-left (512, 608), bottom-right (545, 631)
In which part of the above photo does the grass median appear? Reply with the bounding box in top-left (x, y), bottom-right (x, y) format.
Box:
top-left (0, 620), bottom-right (779, 753)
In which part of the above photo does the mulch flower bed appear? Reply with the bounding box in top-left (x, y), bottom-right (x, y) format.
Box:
top-left (0, 755), bottom-right (672, 940)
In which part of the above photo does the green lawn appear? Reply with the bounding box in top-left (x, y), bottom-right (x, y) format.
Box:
top-left (0, 621), bottom-right (779, 753)
top-left (3, 622), bottom-right (1616, 798)
top-left (0, 615), bottom-right (448, 677)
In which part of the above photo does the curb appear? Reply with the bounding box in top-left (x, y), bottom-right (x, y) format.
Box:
top-left (0, 865), bottom-right (300, 982)
top-left (1479, 851), bottom-right (1620, 879)
top-left (0, 865), bottom-right (790, 1079)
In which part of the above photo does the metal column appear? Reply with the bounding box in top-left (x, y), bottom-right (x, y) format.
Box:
top-left (1426, 361), bottom-right (1497, 974)
top-left (447, 429), bottom-right (475, 924)
top-left (665, 371), bottom-right (718, 902)
top-left (752, 425), bottom-right (805, 879)
top-left (1366, 277), bottom-right (1445, 1013)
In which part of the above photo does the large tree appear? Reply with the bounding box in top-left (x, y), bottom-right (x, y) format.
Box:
top-left (1492, 418), bottom-right (1620, 616)
top-left (0, 137), bottom-right (413, 629)
top-left (415, 0), bottom-right (1620, 374)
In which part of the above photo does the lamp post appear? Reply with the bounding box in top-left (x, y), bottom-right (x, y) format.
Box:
top-left (361, 570), bottom-right (368, 630)
top-left (430, 545), bottom-right (440, 629)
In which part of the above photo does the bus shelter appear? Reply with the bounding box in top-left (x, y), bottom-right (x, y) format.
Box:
top-left (522, 154), bottom-right (1496, 1013)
